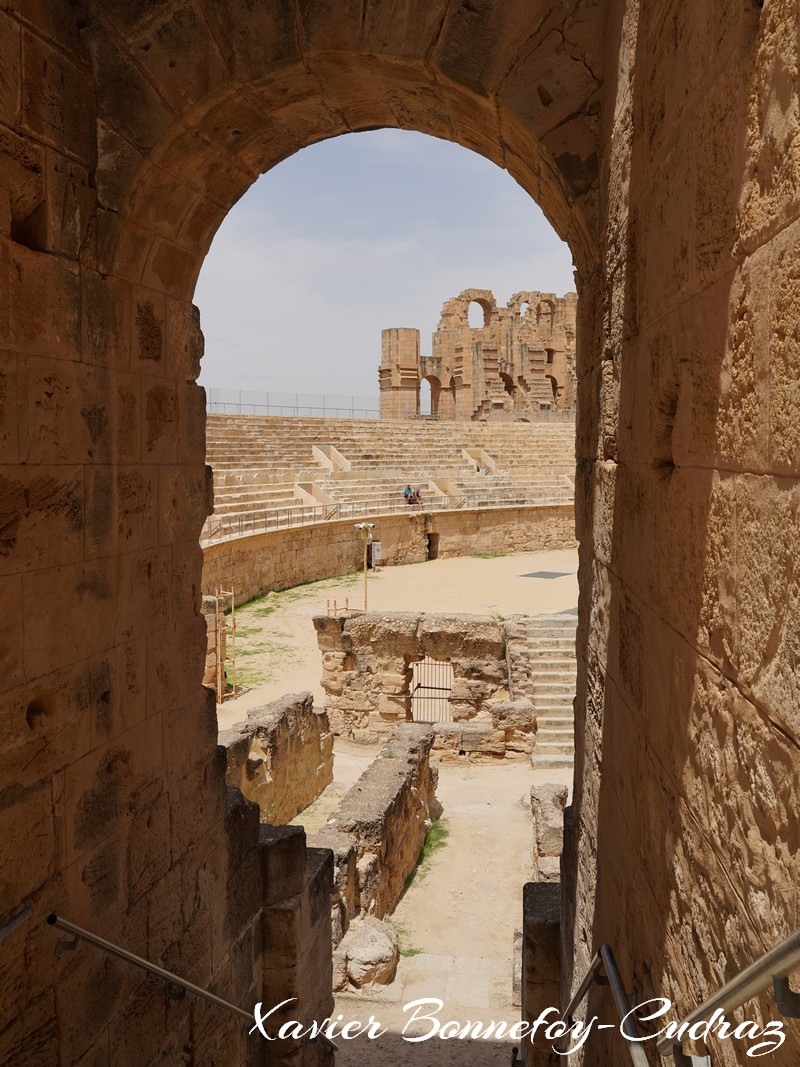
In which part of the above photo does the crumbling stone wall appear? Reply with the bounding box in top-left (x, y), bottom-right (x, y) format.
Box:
top-left (314, 611), bottom-right (537, 756)
top-left (380, 289), bottom-right (577, 418)
top-left (521, 881), bottom-right (561, 1067)
top-left (531, 784), bottom-right (568, 884)
top-left (219, 694), bottom-right (333, 825)
top-left (311, 725), bottom-right (439, 925)
top-left (202, 503), bottom-right (575, 607)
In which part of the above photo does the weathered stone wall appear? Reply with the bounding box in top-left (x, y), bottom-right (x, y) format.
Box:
top-left (202, 504), bottom-right (576, 606)
top-left (565, 3), bottom-right (800, 1063)
top-left (311, 725), bottom-right (440, 921)
top-left (521, 882), bottom-right (561, 1067)
top-left (258, 825), bottom-right (335, 1066)
top-left (219, 694), bottom-right (333, 826)
top-left (313, 610), bottom-right (539, 757)
top-left (531, 784), bottom-right (568, 884)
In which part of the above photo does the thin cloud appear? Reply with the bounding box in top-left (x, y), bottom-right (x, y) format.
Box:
top-left (196, 130), bottom-right (574, 396)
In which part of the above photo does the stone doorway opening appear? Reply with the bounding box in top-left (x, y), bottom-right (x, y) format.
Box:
top-left (410, 656), bottom-right (454, 723)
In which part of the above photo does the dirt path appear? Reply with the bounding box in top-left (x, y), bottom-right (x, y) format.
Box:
top-left (330, 759), bottom-right (572, 1067)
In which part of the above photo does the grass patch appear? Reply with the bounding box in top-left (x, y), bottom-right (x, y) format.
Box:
top-left (388, 919), bottom-right (422, 958)
top-left (404, 818), bottom-right (450, 890)
top-left (232, 572), bottom-right (360, 616)
top-left (232, 666), bottom-right (266, 688)
top-left (473, 551), bottom-right (511, 559)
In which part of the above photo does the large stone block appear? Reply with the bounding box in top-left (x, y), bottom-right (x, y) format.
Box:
top-left (531, 783), bottom-right (568, 861)
top-left (259, 824), bottom-right (308, 906)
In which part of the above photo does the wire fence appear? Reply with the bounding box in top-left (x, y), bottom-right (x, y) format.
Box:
top-left (205, 387), bottom-right (576, 424)
top-left (206, 388), bottom-right (380, 419)
top-left (200, 489), bottom-right (575, 544)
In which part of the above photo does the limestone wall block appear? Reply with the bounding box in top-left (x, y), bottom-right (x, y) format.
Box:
top-left (220, 694), bottom-right (334, 825)
top-left (376, 671), bottom-right (406, 695)
top-left (375, 693), bottom-right (406, 718)
top-left (531, 784), bottom-right (568, 860)
top-left (0, 779), bottom-right (55, 908)
top-left (205, 506), bottom-right (575, 606)
top-left (521, 882), bottom-right (560, 1067)
top-left (60, 714), bottom-right (163, 865)
top-left (323, 726), bottom-right (439, 917)
top-left (491, 697), bottom-right (537, 730)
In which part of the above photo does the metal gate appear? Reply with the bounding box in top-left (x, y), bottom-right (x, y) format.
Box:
top-left (410, 657), bottom-right (454, 723)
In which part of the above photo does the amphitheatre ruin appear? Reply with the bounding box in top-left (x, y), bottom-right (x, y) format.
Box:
top-left (379, 288), bottom-right (577, 419)
top-left (2, 3), bottom-right (800, 1067)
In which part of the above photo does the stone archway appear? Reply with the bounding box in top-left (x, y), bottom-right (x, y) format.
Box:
top-left (6, 3), bottom-right (796, 1066)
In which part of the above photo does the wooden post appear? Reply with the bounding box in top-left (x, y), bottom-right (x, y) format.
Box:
top-left (220, 587), bottom-right (236, 700)
top-left (215, 586), bottom-right (223, 704)
top-left (230, 584), bottom-right (236, 699)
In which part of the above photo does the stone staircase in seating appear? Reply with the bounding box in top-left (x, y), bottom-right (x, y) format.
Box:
top-left (505, 612), bottom-right (576, 770)
top-left (205, 415), bottom-right (576, 529)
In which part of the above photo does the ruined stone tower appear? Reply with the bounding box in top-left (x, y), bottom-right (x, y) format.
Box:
top-left (380, 289), bottom-right (577, 419)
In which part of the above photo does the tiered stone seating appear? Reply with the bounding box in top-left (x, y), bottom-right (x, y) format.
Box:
top-left (205, 415), bottom-right (575, 533)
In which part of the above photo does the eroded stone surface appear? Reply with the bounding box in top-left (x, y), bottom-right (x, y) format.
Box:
top-left (332, 916), bottom-right (398, 992)
top-left (380, 289), bottom-right (577, 418)
top-left (314, 610), bottom-right (541, 760)
top-left (219, 693), bottom-right (333, 825)
top-left (4, 0), bottom-right (800, 1064)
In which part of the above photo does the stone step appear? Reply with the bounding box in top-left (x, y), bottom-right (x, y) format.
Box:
top-left (530, 683), bottom-right (575, 697)
top-left (535, 738), bottom-right (574, 754)
top-left (531, 753), bottom-right (575, 770)
top-left (525, 654), bottom-right (575, 665)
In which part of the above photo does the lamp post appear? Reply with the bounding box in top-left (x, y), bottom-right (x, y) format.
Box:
top-left (354, 523), bottom-right (376, 611)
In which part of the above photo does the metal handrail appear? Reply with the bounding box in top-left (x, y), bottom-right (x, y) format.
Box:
top-left (199, 489), bottom-right (574, 544)
top-left (656, 928), bottom-right (800, 1062)
top-left (0, 907), bottom-right (32, 948)
top-left (562, 944), bottom-right (649, 1066)
top-left (47, 914), bottom-right (253, 1025)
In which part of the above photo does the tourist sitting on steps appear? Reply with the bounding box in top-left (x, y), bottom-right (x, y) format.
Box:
top-left (403, 484), bottom-right (413, 503)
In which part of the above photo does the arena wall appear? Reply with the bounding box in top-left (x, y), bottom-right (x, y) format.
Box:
top-left (201, 505), bottom-right (576, 605)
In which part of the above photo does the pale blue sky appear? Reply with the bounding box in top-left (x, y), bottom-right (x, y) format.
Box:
top-left (195, 129), bottom-right (575, 399)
